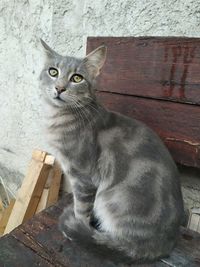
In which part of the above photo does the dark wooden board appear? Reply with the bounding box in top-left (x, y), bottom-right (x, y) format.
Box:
top-left (97, 91), bottom-right (200, 168)
top-left (0, 235), bottom-right (55, 267)
top-left (0, 194), bottom-right (200, 267)
top-left (87, 37), bottom-right (200, 168)
top-left (87, 37), bottom-right (200, 105)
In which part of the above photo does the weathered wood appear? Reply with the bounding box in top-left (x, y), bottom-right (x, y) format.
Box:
top-left (87, 37), bottom-right (200, 168)
top-left (0, 235), bottom-right (56, 267)
top-left (36, 161), bottom-right (62, 213)
top-left (87, 37), bottom-right (200, 105)
top-left (0, 196), bottom-right (4, 222)
top-left (32, 149), bottom-right (47, 162)
top-left (0, 194), bottom-right (200, 267)
top-left (47, 161), bottom-right (62, 208)
top-left (4, 151), bottom-right (52, 234)
top-left (36, 188), bottom-right (49, 213)
top-left (97, 91), bottom-right (200, 168)
top-left (0, 199), bottom-right (15, 235)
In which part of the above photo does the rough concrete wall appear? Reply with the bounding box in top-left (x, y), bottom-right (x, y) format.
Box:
top-left (0, 0), bottom-right (200, 210)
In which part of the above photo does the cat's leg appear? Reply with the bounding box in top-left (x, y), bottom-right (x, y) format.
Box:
top-left (72, 182), bottom-right (96, 226)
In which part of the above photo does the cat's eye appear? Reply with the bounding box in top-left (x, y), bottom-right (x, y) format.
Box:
top-left (48, 67), bottom-right (58, 77)
top-left (70, 74), bottom-right (83, 83)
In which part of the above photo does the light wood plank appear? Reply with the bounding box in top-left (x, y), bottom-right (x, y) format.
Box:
top-left (47, 162), bottom-right (62, 208)
top-left (32, 150), bottom-right (47, 162)
top-left (36, 189), bottom-right (49, 214)
top-left (44, 154), bottom-right (55, 166)
top-left (4, 151), bottom-right (52, 234)
top-left (0, 196), bottom-right (4, 224)
top-left (36, 161), bottom-right (62, 213)
top-left (0, 199), bottom-right (15, 235)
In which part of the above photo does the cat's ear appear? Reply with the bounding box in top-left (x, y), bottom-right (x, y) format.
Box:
top-left (40, 39), bottom-right (57, 58)
top-left (83, 45), bottom-right (107, 77)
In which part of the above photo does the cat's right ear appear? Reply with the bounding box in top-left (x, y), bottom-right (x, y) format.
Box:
top-left (82, 45), bottom-right (107, 78)
top-left (40, 39), bottom-right (57, 58)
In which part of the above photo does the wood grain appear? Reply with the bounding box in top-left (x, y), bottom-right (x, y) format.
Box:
top-left (47, 162), bottom-right (62, 208)
top-left (4, 152), bottom-right (52, 234)
top-left (0, 194), bottom-right (200, 267)
top-left (97, 91), bottom-right (200, 167)
top-left (87, 37), bottom-right (200, 168)
top-left (0, 199), bottom-right (15, 235)
top-left (87, 37), bottom-right (200, 105)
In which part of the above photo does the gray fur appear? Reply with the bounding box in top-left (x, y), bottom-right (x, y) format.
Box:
top-left (39, 40), bottom-right (184, 264)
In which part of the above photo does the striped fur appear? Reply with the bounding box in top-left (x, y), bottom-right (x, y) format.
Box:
top-left (39, 40), bottom-right (184, 264)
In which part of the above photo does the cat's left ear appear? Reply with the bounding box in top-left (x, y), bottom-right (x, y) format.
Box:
top-left (83, 45), bottom-right (107, 77)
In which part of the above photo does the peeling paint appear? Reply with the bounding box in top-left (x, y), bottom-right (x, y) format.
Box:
top-left (165, 137), bottom-right (200, 147)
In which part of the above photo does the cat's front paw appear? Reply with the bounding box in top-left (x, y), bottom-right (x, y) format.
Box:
top-left (74, 212), bottom-right (91, 227)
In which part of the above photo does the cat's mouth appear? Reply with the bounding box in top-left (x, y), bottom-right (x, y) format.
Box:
top-left (54, 95), bottom-right (65, 102)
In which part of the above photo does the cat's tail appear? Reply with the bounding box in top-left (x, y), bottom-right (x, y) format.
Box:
top-left (59, 208), bottom-right (133, 265)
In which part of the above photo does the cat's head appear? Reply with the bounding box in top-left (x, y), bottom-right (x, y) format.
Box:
top-left (39, 39), bottom-right (107, 108)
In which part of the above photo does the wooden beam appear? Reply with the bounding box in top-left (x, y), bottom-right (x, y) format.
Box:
top-left (0, 199), bottom-right (15, 235)
top-left (36, 189), bottom-right (49, 214)
top-left (32, 150), bottom-right (47, 162)
top-left (0, 196), bottom-right (4, 223)
top-left (36, 161), bottom-right (62, 213)
top-left (4, 151), bottom-right (53, 234)
top-left (47, 161), bottom-right (62, 208)
top-left (97, 91), bottom-right (200, 168)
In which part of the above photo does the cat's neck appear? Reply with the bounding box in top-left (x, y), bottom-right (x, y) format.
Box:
top-left (44, 99), bottom-right (107, 135)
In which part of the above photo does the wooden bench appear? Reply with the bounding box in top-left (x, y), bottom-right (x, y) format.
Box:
top-left (0, 193), bottom-right (200, 267)
top-left (0, 37), bottom-right (200, 266)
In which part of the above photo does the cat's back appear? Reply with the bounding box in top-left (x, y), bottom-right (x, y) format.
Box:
top-left (99, 110), bottom-right (176, 168)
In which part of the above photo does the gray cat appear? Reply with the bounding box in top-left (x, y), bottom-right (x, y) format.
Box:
top-left (39, 39), bottom-right (184, 265)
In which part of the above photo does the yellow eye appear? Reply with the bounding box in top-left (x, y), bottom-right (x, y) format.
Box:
top-left (49, 67), bottom-right (58, 77)
top-left (71, 74), bottom-right (83, 83)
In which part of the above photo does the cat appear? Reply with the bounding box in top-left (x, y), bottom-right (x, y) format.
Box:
top-left (39, 39), bottom-right (184, 265)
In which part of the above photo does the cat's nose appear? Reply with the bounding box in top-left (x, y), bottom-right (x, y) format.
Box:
top-left (55, 86), bottom-right (66, 94)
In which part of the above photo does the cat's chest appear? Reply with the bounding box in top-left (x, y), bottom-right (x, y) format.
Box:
top-left (53, 147), bottom-right (71, 174)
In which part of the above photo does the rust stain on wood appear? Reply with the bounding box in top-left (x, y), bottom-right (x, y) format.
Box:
top-left (87, 37), bottom-right (200, 168)
top-left (163, 45), bottom-right (196, 100)
top-left (165, 138), bottom-right (200, 147)
top-left (87, 37), bottom-right (200, 105)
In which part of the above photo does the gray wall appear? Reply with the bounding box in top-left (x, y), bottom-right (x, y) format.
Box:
top-left (0, 0), bottom-right (200, 209)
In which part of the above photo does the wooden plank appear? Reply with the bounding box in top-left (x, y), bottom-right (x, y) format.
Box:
top-left (0, 196), bottom-right (4, 222)
top-left (87, 37), bottom-right (200, 168)
top-left (0, 199), bottom-right (15, 235)
top-left (45, 154), bottom-right (55, 166)
top-left (13, 196), bottom-right (128, 267)
top-left (87, 37), bottom-right (200, 105)
top-left (0, 235), bottom-right (56, 267)
top-left (36, 160), bottom-right (61, 213)
top-left (0, 194), bottom-right (200, 266)
top-left (4, 151), bottom-right (52, 234)
top-left (97, 91), bottom-right (200, 168)
top-left (0, 197), bottom-right (3, 211)
top-left (10, 194), bottom-right (200, 267)
top-left (36, 155), bottom-right (55, 213)
top-left (47, 162), bottom-right (62, 208)
top-left (32, 149), bottom-right (47, 162)
top-left (36, 188), bottom-right (49, 214)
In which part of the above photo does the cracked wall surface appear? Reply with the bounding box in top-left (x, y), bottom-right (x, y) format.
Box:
top-left (0, 0), bottom-right (200, 209)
